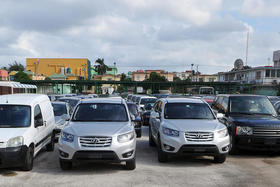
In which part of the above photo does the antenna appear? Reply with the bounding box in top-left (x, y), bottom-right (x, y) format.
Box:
top-left (245, 31), bottom-right (249, 66)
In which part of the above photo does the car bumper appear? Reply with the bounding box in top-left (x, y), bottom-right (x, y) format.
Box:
top-left (160, 133), bottom-right (230, 155)
top-left (235, 136), bottom-right (280, 150)
top-left (58, 137), bottom-right (136, 162)
top-left (0, 146), bottom-right (28, 168)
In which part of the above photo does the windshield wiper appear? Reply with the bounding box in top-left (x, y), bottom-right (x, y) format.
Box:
top-left (251, 113), bottom-right (274, 116)
top-left (230, 112), bottom-right (253, 115)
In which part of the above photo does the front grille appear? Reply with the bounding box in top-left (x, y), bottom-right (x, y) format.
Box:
top-left (253, 127), bottom-right (280, 137)
top-left (185, 132), bottom-right (214, 142)
top-left (79, 136), bottom-right (112, 147)
top-left (73, 151), bottom-right (118, 161)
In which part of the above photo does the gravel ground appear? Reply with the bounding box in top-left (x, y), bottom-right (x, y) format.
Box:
top-left (1, 127), bottom-right (280, 187)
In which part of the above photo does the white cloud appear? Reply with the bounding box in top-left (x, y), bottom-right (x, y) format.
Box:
top-left (242, 0), bottom-right (280, 17)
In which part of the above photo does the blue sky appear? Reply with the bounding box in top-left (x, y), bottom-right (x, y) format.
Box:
top-left (0, 0), bottom-right (279, 74)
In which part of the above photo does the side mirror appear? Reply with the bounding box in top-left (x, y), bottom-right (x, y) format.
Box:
top-left (61, 114), bottom-right (70, 121)
top-left (216, 113), bottom-right (225, 119)
top-left (155, 113), bottom-right (160, 119)
top-left (131, 115), bottom-right (136, 121)
top-left (35, 118), bottom-right (44, 128)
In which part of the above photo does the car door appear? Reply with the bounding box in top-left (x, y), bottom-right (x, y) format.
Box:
top-left (150, 101), bottom-right (159, 137)
top-left (154, 101), bottom-right (163, 136)
top-left (34, 104), bottom-right (46, 154)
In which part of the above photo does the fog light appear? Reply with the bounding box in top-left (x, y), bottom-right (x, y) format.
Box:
top-left (164, 144), bottom-right (175, 151)
top-left (222, 145), bottom-right (229, 152)
top-left (59, 150), bottom-right (69, 158)
top-left (122, 150), bottom-right (134, 158)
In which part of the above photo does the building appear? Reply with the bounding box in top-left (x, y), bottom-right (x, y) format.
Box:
top-left (9, 71), bottom-right (46, 81)
top-left (191, 74), bottom-right (218, 82)
top-left (0, 70), bottom-right (8, 81)
top-left (218, 51), bottom-right (280, 85)
top-left (26, 58), bottom-right (91, 80)
top-left (93, 74), bottom-right (121, 94)
top-left (91, 65), bottom-right (118, 78)
top-left (132, 70), bottom-right (174, 81)
top-left (174, 71), bottom-right (192, 80)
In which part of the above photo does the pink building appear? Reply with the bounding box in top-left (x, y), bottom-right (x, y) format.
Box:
top-left (0, 70), bottom-right (8, 81)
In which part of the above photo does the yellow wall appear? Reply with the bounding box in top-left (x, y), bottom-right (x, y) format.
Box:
top-left (26, 58), bottom-right (90, 79)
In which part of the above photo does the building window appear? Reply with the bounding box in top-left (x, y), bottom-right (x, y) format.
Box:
top-left (199, 78), bottom-right (203, 82)
top-left (256, 71), bottom-right (261, 79)
top-left (265, 70), bottom-right (270, 77)
top-left (271, 70), bottom-right (276, 77)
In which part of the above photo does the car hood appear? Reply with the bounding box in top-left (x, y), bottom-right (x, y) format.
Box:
top-left (64, 121), bottom-right (133, 136)
top-left (0, 128), bottom-right (29, 142)
top-left (163, 119), bottom-right (224, 132)
top-left (230, 115), bottom-right (280, 126)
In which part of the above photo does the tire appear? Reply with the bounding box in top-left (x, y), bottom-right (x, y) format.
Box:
top-left (22, 146), bottom-right (34, 171)
top-left (59, 159), bottom-right (72, 170)
top-left (214, 154), bottom-right (227, 163)
top-left (149, 126), bottom-right (156, 147)
top-left (229, 136), bottom-right (238, 155)
top-left (136, 130), bottom-right (142, 138)
top-left (124, 157), bottom-right (136, 170)
top-left (46, 133), bottom-right (55, 152)
top-left (157, 138), bottom-right (168, 163)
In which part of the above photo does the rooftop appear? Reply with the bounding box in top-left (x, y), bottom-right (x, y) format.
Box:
top-left (0, 94), bottom-right (48, 105)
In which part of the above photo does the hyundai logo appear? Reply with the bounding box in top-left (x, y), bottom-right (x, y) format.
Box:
top-left (196, 134), bottom-right (203, 139)
top-left (91, 138), bottom-right (99, 144)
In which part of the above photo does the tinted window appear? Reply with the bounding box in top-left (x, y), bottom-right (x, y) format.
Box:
top-left (127, 104), bottom-right (138, 116)
top-left (0, 105), bottom-right (31, 127)
top-left (73, 103), bottom-right (128, 122)
top-left (34, 105), bottom-right (43, 122)
top-left (229, 96), bottom-right (277, 115)
top-left (136, 97), bottom-right (141, 103)
top-left (221, 97), bottom-right (229, 112)
top-left (59, 98), bottom-right (79, 108)
top-left (140, 98), bottom-right (157, 104)
top-left (164, 103), bottom-right (215, 119)
top-left (52, 103), bottom-right (67, 116)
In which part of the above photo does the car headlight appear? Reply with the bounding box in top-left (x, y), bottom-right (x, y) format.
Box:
top-left (61, 131), bottom-right (74, 142)
top-left (118, 131), bottom-right (134, 143)
top-left (162, 127), bottom-right (179, 137)
top-left (216, 128), bottom-right (228, 138)
top-left (7, 136), bottom-right (24, 147)
top-left (236, 126), bottom-right (253, 135)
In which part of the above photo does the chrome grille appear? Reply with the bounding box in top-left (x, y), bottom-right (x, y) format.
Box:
top-left (185, 132), bottom-right (214, 142)
top-left (79, 136), bottom-right (112, 147)
top-left (253, 127), bottom-right (280, 137)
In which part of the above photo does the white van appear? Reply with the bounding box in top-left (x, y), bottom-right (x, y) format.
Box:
top-left (0, 94), bottom-right (56, 171)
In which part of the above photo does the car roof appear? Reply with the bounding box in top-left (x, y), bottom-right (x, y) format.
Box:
top-left (140, 96), bottom-right (157, 99)
top-left (51, 101), bottom-right (68, 105)
top-left (0, 94), bottom-right (49, 106)
top-left (216, 94), bottom-right (267, 97)
top-left (162, 97), bottom-right (205, 104)
top-left (80, 98), bottom-right (125, 104)
top-left (59, 97), bottom-right (81, 100)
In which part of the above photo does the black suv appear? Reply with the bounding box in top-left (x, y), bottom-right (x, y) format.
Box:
top-left (212, 94), bottom-right (280, 153)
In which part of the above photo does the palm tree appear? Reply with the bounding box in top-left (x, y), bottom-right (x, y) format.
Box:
top-left (94, 58), bottom-right (108, 75)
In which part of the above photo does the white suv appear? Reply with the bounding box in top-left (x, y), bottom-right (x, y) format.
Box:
top-left (149, 98), bottom-right (229, 163)
top-left (0, 94), bottom-right (56, 171)
top-left (58, 98), bottom-right (136, 170)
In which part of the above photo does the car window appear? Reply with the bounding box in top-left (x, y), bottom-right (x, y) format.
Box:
top-left (221, 97), bottom-right (229, 112)
top-left (52, 103), bottom-right (67, 116)
top-left (0, 105), bottom-right (31, 127)
top-left (140, 98), bottom-right (157, 104)
top-left (34, 104), bottom-right (43, 123)
top-left (73, 103), bottom-right (128, 122)
top-left (127, 104), bottom-right (138, 116)
top-left (164, 103), bottom-right (215, 119)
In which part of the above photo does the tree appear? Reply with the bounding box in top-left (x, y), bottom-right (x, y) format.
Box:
top-left (14, 71), bottom-right (31, 82)
top-left (45, 77), bottom-right (52, 81)
top-left (94, 58), bottom-right (108, 75)
top-left (120, 73), bottom-right (132, 82)
top-left (8, 61), bottom-right (25, 72)
top-left (173, 76), bottom-right (181, 82)
top-left (146, 72), bottom-right (167, 82)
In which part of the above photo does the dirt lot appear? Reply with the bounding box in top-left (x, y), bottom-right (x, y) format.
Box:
top-left (1, 127), bottom-right (280, 187)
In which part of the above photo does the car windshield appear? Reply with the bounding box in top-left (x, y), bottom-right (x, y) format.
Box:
top-left (229, 96), bottom-right (277, 116)
top-left (73, 103), bottom-right (128, 122)
top-left (164, 103), bottom-right (215, 119)
top-left (136, 97), bottom-right (141, 103)
top-left (52, 103), bottom-right (67, 116)
top-left (140, 98), bottom-right (157, 104)
top-left (59, 98), bottom-right (79, 108)
top-left (0, 105), bottom-right (31, 127)
top-left (127, 104), bottom-right (138, 116)
top-left (144, 103), bottom-right (154, 110)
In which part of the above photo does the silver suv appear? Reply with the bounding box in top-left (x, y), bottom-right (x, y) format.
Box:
top-left (58, 98), bottom-right (136, 170)
top-left (149, 98), bottom-right (229, 163)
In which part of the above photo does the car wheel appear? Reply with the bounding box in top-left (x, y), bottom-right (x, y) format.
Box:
top-left (213, 154), bottom-right (226, 163)
top-left (136, 130), bottom-right (142, 138)
top-left (124, 157), bottom-right (136, 170)
top-left (149, 126), bottom-right (156, 147)
top-left (157, 138), bottom-right (168, 162)
top-left (59, 159), bottom-right (72, 170)
top-left (22, 146), bottom-right (34, 171)
top-left (229, 136), bottom-right (238, 155)
top-left (46, 133), bottom-right (55, 152)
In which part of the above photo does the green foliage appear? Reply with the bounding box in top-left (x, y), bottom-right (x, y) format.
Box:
top-left (94, 58), bottom-right (108, 75)
top-left (120, 73), bottom-right (132, 82)
top-left (173, 76), bottom-right (181, 82)
top-left (45, 77), bottom-right (52, 81)
top-left (14, 71), bottom-right (31, 82)
top-left (8, 61), bottom-right (25, 72)
top-left (146, 72), bottom-right (167, 82)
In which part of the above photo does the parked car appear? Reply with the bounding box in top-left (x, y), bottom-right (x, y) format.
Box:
top-left (127, 102), bottom-right (142, 137)
top-left (126, 94), bottom-right (133, 102)
top-left (274, 101), bottom-right (280, 113)
top-left (212, 94), bottom-right (280, 154)
top-left (58, 97), bottom-right (81, 109)
top-left (142, 103), bottom-right (154, 126)
top-left (268, 96), bottom-right (280, 105)
top-left (149, 98), bottom-right (229, 163)
top-left (0, 94), bottom-right (56, 171)
top-left (51, 101), bottom-right (72, 140)
top-left (58, 98), bottom-right (137, 170)
top-left (137, 96), bottom-right (157, 112)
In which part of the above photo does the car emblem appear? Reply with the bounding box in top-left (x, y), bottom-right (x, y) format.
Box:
top-left (91, 138), bottom-right (99, 144)
top-left (196, 134), bottom-right (203, 139)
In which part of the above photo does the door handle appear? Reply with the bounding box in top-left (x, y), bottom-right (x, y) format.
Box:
top-left (43, 121), bottom-right (47, 126)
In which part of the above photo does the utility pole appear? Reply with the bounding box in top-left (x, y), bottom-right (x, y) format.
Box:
top-left (191, 64), bottom-right (194, 82)
top-left (196, 65), bottom-right (199, 82)
top-left (245, 31), bottom-right (249, 66)
top-left (114, 62), bottom-right (116, 91)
